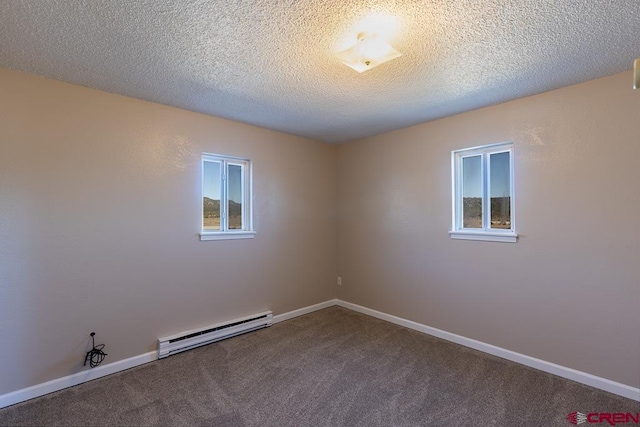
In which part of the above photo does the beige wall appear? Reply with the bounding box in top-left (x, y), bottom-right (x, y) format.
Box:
top-left (1, 67), bottom-right (638, 397)
top-left (0, 69), bottom-right (338, 394)
top-left (338, 71), bottom-right (640, 388)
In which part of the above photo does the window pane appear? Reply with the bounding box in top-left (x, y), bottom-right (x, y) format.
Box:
top-left (228, 164), bottom-right (243, 230)
top-left (462, 155), bottom-right (482, 228)
top-left (203, 161), bottom-right (221, 231)
top-left (490, 152), bottom-right (511, 229)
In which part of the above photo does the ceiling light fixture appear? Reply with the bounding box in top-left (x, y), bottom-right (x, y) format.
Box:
top-left (336, 32), bottom-right (402, 73)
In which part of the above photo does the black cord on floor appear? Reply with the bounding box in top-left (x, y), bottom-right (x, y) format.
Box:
top-left (84, 332), bottom-right (107, 368)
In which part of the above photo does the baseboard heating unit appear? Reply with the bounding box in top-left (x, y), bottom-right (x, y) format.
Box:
top-left (158, 311), bottom-right (273, 359)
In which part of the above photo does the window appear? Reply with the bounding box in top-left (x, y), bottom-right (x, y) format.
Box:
top-left (450, 142), bottom-right (517, 243)
top-left (201, 153), bottom-right (254, 241)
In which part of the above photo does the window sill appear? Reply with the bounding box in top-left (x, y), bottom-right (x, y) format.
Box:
top-left (449, 230), bottom-right (518, 243)
top-left (200, 231), bottom-right (256, 241)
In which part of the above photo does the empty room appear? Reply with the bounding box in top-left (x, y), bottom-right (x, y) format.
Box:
top-left (0, 1), bottom-right (639, 426)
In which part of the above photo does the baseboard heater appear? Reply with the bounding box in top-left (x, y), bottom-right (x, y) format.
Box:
top-left (157, 311), bottom-right (273, 359)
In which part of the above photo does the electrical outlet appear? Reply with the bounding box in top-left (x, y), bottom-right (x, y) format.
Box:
top-left (337, 276), bottom-right (342, 286)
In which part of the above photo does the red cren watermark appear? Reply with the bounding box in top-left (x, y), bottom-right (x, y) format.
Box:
top-left (567, 412), bottom-right (640, 426)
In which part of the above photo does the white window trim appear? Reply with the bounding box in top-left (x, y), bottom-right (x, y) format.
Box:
top-left (200, 153), bottom-right (255, 242)
top-left (200, 231), bottom-right (255, 241)
top-left (450, 142), bottom-right (518, 243)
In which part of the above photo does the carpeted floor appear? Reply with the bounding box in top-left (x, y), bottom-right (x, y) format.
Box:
top-left (0, 306), bottom-right (637, 426)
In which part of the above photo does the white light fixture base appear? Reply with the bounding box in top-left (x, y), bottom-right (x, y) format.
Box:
top-left (336, 32), bottom-right (402, 73)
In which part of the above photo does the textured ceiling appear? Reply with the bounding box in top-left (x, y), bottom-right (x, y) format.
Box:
top-left (1, 1), bottom-right (639, 143)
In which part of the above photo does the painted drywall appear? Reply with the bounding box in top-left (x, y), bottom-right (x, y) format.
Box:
top-left (0, 69), bottom-right (338, 395)
top-left (338, 71), bottom-right (640, 388)
top-left (1, 66), bottom-right (638, 399)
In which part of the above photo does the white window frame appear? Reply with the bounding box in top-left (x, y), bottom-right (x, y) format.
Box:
top-left (450, 142), bottom-right (517, 243)
top-left (200, 153), bottom-right (255, 241)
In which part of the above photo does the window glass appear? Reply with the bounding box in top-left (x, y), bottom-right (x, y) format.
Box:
top-left (228, 164), bottom-right (243, 230)
top-left (462, 155), bottom-right (482, 229)
top-left (203, 161), bottom-right (221, 231)
top-left (490, 152), bottom-right (511, 230)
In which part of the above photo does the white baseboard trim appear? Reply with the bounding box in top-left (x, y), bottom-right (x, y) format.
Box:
top-left (336, 300), bottom-right (640, 402)
top-left (0, 299), bottom-right (339, 409)
top-left (2, 298), bottom-right (637, 409)
top-left (273, 299), bottom-right (338, 324)
top-left (0, 351), bottom-right (157, 409)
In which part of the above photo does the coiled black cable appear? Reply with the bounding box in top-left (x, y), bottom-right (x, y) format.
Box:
top-left (84, 332), bottom-right (107, 368)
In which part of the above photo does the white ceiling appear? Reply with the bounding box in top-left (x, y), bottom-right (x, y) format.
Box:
top-left (1, 1), bottom-right (638, 143)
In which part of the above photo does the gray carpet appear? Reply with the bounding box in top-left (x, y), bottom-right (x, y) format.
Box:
top-left (0, 306), bottom-right (637, 426)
